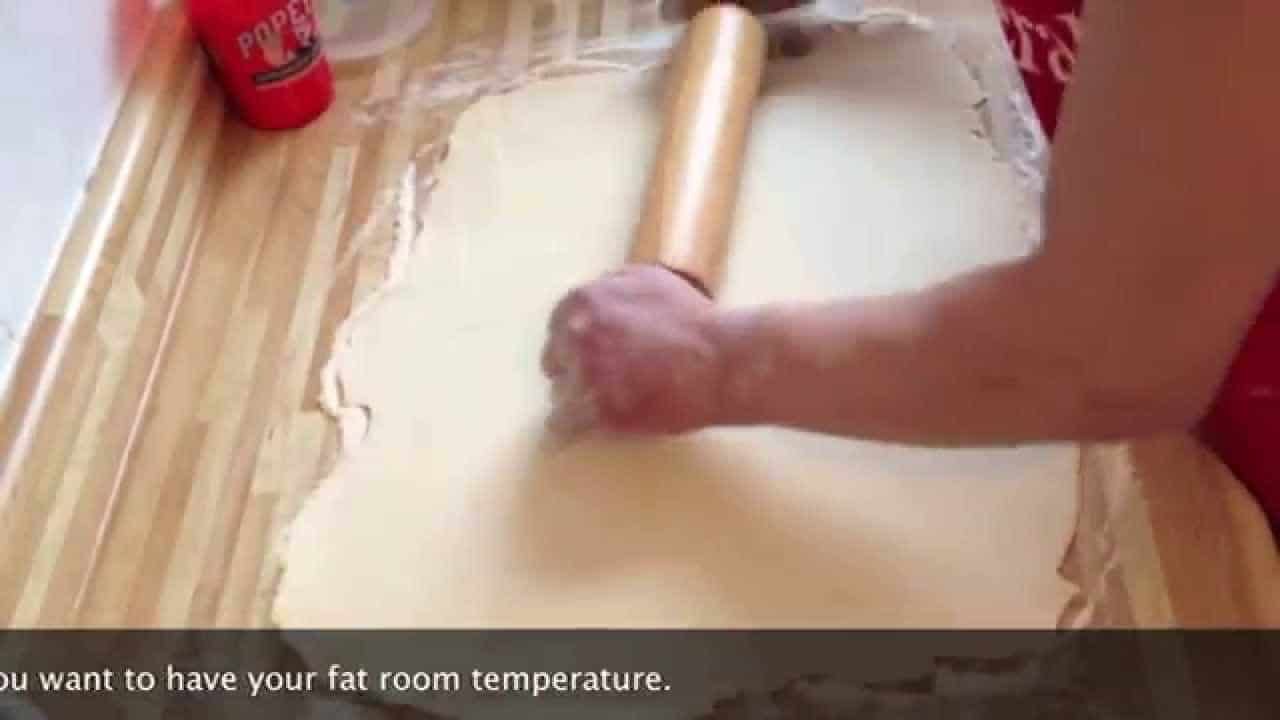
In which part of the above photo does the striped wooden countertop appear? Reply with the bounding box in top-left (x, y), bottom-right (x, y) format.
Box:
top-left (0, 0), bottom-right (1276, 629)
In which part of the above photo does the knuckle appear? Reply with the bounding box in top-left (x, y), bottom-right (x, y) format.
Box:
top-left (567, 286), bottom-right (603, 317)
top-left (550, 286), bottom-right (594, 330)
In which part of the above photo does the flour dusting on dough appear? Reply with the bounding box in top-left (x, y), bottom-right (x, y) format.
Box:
top-left (280, 14), bottom-right (1076, 617)
top-left (268, 11), bottom-right (1082, 718)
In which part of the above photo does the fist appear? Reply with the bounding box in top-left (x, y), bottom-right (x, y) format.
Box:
top-left (542, 265), bottom-right (726, 434)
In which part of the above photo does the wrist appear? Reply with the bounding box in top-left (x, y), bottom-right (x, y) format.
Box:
top-left (704, 306), bottom-right (782, 427)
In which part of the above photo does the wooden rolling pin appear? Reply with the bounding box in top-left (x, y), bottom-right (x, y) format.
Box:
top-left (628, 4), bottom-right (768, 296)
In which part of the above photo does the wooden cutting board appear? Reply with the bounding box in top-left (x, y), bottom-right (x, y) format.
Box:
top-left (0, 0), bottom-right (1275, 629)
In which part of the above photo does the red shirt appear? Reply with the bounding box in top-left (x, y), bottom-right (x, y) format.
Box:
top-left (998, 0), bottom-right (1280, 530)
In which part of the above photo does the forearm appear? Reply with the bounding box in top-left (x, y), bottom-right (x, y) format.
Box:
top-left (703, 0), bottom-right (1280, 445)
top-left (709, 261), bottom-right (1196, 445)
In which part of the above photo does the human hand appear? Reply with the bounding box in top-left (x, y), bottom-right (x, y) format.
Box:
top-left (542, 265), bottom-right (727, 434)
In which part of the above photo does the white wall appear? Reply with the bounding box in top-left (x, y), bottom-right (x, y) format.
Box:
top-left (0, 1), bottom-right (158, 391)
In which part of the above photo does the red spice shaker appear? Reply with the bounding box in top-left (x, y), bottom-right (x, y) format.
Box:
top-left (186, 0), bottom-right (335, 130)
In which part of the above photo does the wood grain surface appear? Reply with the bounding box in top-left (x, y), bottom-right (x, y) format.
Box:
top-left (0, 0), bottom-right (1275, 630)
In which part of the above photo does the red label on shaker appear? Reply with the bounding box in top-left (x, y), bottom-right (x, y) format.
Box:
top-left (187, 0), bottom-right (335, 130)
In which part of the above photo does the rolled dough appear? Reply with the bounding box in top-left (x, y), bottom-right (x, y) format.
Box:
top-left (274, 25), bottom-right (1078, 630)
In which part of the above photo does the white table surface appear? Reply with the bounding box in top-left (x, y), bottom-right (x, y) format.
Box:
top-left (0, 1), bottom-right (159, 392)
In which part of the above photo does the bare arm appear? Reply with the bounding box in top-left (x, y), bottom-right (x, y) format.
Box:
top-left (706, 0), bottom-right (1280, 444)
top-left (543, 0), bottom-right (1280, 442)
